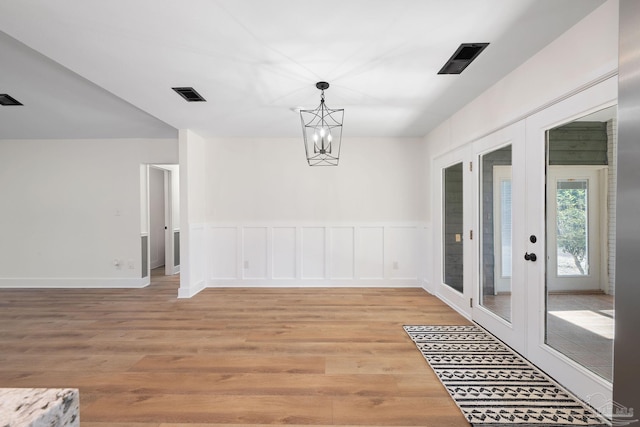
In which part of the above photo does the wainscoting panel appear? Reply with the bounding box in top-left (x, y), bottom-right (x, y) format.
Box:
top-left (272, 227), bottom-right (296, 280)
top-left (242, 227), bottom-right (268, 279)
top-left (330, 227), bottom-right (355, 279)
top-left (207, 223), bottom-right (425, 287)
top-left (301, 227), bottom-right (326, 279)
top-left (387, 226), bottom-right (419, 280)
top-left (358, 227), bottom-right (385, 280)
top-left (210, 227), bottom-right (238, 279)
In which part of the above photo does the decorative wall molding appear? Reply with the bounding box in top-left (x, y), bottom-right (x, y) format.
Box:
top-left (206, 222), bottom-right (429, 288)
top-left (0, 222), bottom-right (431, 292)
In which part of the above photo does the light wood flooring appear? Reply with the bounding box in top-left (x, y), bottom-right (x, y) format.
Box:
top-left (0, 270), bottom-right (471, 426)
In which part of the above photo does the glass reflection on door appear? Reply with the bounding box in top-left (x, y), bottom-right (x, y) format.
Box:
top-left (443, 162), bottom-right (464, 293)
top-left (555, 179), bottom-right (589, 276)
top-left (480, 145), bottom-right (512, 322)
top-left (545, 108), bottom-right (616, 382)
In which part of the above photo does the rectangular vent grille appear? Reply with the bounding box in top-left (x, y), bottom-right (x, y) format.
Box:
top-left (172, 87), bottom-right (206, 102)
top-left (0, 94), bottom-right (23, 106)
top-left (438, 43), bottom-right (489, 75)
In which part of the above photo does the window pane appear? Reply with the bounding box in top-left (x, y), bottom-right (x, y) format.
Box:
top-left (556, 179), bottom-right (589, 276)
top-left (479, 145), bottom-right (512, 322)
top-left (443, 163), bottom-right (464, 293)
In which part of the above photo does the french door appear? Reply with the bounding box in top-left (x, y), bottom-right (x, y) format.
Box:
top-left (435, 76), bottom-right (617, 408)
top-left (524, 78), bottom-right (616, 407)
top-left (471, 121), bottom-right (527, 354)
top-left (434, 146), bottom-right (474, 318)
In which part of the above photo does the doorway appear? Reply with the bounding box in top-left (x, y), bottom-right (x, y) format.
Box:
top-left (149, 167), bottom-right (166, 271)
top-left (146, 165), bottom-right (180, 278)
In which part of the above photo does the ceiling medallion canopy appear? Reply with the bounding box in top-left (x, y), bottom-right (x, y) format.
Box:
top-left (299, 82), bottom-right (344, 166)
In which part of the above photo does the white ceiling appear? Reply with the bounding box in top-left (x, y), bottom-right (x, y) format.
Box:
top-left (0, 0), bottom-right (606, 140)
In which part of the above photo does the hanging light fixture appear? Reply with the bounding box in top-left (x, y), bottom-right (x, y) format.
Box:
top-left (299, 82), bottom-right (344, 166)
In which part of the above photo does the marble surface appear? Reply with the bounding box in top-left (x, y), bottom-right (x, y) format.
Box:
top-left (0, 388), bottom-right (79, 427)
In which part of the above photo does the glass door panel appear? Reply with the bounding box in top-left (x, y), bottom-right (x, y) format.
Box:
top-left (443, 162), bottom-right (464, 293)
top-left (479, 146), bottom-right (512, 322)
top-left (545, 110), bottom-right (614, 382)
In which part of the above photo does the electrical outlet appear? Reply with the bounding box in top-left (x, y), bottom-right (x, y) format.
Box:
top-left (393, 261), bottom-right (399, 270)
top-left (244, 260), bottom-right (249, 269)
top-left (113, 259), bottom-right (122, 270)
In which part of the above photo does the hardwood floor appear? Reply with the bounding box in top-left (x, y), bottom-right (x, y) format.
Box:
top-left (0, 270), bottom-right (471, 426)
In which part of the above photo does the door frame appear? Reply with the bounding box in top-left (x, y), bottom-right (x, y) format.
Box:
top-left (147, 164), bottom-right (180, 277)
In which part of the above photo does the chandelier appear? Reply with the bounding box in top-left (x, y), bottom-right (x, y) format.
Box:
top-left (299, 82), bottom-right (344, 166)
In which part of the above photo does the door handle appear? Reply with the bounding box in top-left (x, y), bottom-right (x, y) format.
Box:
top-left (524, 252), bottom-right (537, 262)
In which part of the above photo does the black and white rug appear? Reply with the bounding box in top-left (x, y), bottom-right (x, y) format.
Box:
top-left (404, 325), bottom-right (610, 426)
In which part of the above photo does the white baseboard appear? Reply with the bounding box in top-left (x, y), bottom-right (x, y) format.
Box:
top-left (0, 277), bottom-right (150, 289)
top-left (178, 280), bottom-right (205, 298)
top-left (206, 279), bottom-right (422, 288)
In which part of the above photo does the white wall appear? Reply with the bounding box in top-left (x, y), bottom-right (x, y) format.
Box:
top-left (207, 137), bottom-right (426, 222)
top-left (196, 136), bottom-right (428, 288)
top-left (0, 138), bottom-right (178, 287)
top-left (178, 130), bottom-right (207, 297)
top-left (168, 165), bottom-right (180, 229)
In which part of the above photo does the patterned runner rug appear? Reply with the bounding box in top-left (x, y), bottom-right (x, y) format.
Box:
top-left (404, 325), bottom-right (610, 426)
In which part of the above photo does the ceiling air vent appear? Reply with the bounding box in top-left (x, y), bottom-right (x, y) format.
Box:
top-left (172, 87), bottom-right (206, 102)
top-left (0, 94), bottom-right (23, 106)
top-left (438, 43), bottom-right (489, 75)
